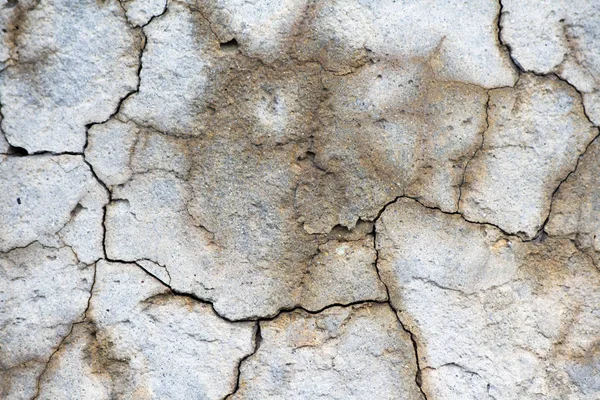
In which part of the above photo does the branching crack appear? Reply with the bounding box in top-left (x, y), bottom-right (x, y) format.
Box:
top-left (533, 128), bottom-right (600, 240)
top-left (26, 12), bottom-right (174, 395)
top-left (77, 4), bottom-right (169, 261)
top-left (131, 255), bottom-right (397, 323)
top-left (494, 0), bottom-right (600, 243)
top-left (5, 1), bottom-right (600, 397)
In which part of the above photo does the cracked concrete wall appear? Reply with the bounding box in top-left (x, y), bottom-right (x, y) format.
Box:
top-left (0, 0), bottom-right (599, 399)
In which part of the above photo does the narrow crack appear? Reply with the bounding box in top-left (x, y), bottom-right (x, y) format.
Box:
top-left (424, 362), bottom-right (482, 378)
top-left (132, 254), bottom-right (396, 323)
top-left (23, 11), bottom-right (174, 396)
top-left (5, 1), bottom-right (599, 397)
top-left (570, 238), bottom-right (599, 270)
top-left (533, 128), bottom-right (600, 240)
top-left (477, 0), bottom-right (600, 241)
top-left (222, 323), bottom-right (261, 400)
top-left (371, 201), bottom-right (428, 399)
top-left (31, 262), bottom-right (98, 399)
top-left (109, 256), bottom-right (395, 326)
top-left (456, 90), bottom-right (491, 211)
top-left (78, 4), bottom-right (170, 261)
top-left (497, 0), bottom-right (599, 130)
top-left (496, 0), bottom-right (524, 74)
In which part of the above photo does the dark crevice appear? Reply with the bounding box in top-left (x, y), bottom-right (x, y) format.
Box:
top-left (81, 1), bottom-right (169, 136)
top-left (219, 38), bottom-right (239, 53)
top-left (129, 253), bottom-right (427, 397)
top-left (496, 0), bottom-right (524, 74)
top-left (381, 194), bottom-right (516, 238)
top-left (136, 257), bottom-right (172, 285)
top-left (85, 158), bottom-right (111, 260)
top-left (495, 0), bottom-right (600, 241)
top-left (134, 259), bottom-right (171, 286)
top-left (222, 323), bottom-right (261, 400)
top-left (6, 144), bottom-right (28, 156)
top-left (116, 0), bottom-right (168, 29)
top-left (31, 150), bottom-right (81, 156)
top-left (2, 148), bottom-right (83, 157)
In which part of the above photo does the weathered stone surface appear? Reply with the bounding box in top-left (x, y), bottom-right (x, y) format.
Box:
top-left (460, 74), bottom-right (597, 238)
top-left (35, 323), bottom-right (113, 400)
top-left (85, 119), bottom-right (138, 188)
top-left (296, 61), bottom-right (488, 233)
top-left (0, 243), bottom-right (94, 399)
top-left (201, 0), bottom-right (517, 87)
top-left (86, 119), bottom-right (193, 188)
top-left (36, 261), bottom-right (257, 400)
top-left (0, 155), bottom-right (108, 262)
top-left (2, 0), bottom-right (600, 398)
top-left (121, 0), bottom-right (167, 27)
top-left (547, 139), bottom-right (600, 267)
top-left (377, 198), bottom-right (600, 399)
top-left (500, 0), bottom-right (600, 125)
top-left (0, 129), bottom-right (9, 154)
top-left (0, 0), bottom-right (141, 153)
top-left (0, 0), bottom-right (37, 71)
top-left (120, 1), bottom-right (214, 135)
top-left (299, 236), bottom-right (387, 311)
top-left (232, 303), bottom-right (424, 400)
top-left (103, 158), bottom-right (383, 319)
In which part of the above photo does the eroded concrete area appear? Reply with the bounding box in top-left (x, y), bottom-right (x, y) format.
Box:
top-left (1, 0), bottom-right (599, 398)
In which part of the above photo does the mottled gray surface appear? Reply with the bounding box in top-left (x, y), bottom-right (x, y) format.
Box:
top-left (1, 0), bottom-right (599, 398)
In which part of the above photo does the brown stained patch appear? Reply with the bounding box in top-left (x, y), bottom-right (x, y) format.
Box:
top-left (326, 220), bottom-right (374, 242)
top-left (286, 0), bottom-right (315, 57)
top-left (1, 0), bottom-right (39, 66)
top-left (557, 21), bottom-right (588, 70)
top-left (160, 18), bottom-right (328, 300)
top-left (82, 325), bottom-right (139, 398)
top-left (84, 328), bottom-right (126, 377)
top-left (513, 235), bottom-right (600, 373)
top-left (516, 238), bottom-right (587, 292)
top-left (186, 0), bottom-right (235, 44)
top-left (289, 0), bottom-right (370, 74)
top-left (34, 323), bottom-right (119, 397)
top-left (206, 62), bottom-right (324, 147)
top-left (108, 0), bottom-right (555, 325)
top-left (0, 359), bottom-right (42, 399)
top-left (295, 55), bottom-right (488, 232)
top-left (491, 238), bottom-right (512, 252)
top-left (129, 0), bottom-right (488, 268)
top-left (558, 335), bottom-right (600, 395)
top-left (523, 243), bottom-right (567, 283)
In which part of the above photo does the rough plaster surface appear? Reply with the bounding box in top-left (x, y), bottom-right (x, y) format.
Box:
top-left (0, 0), bottom-right (599, 399)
